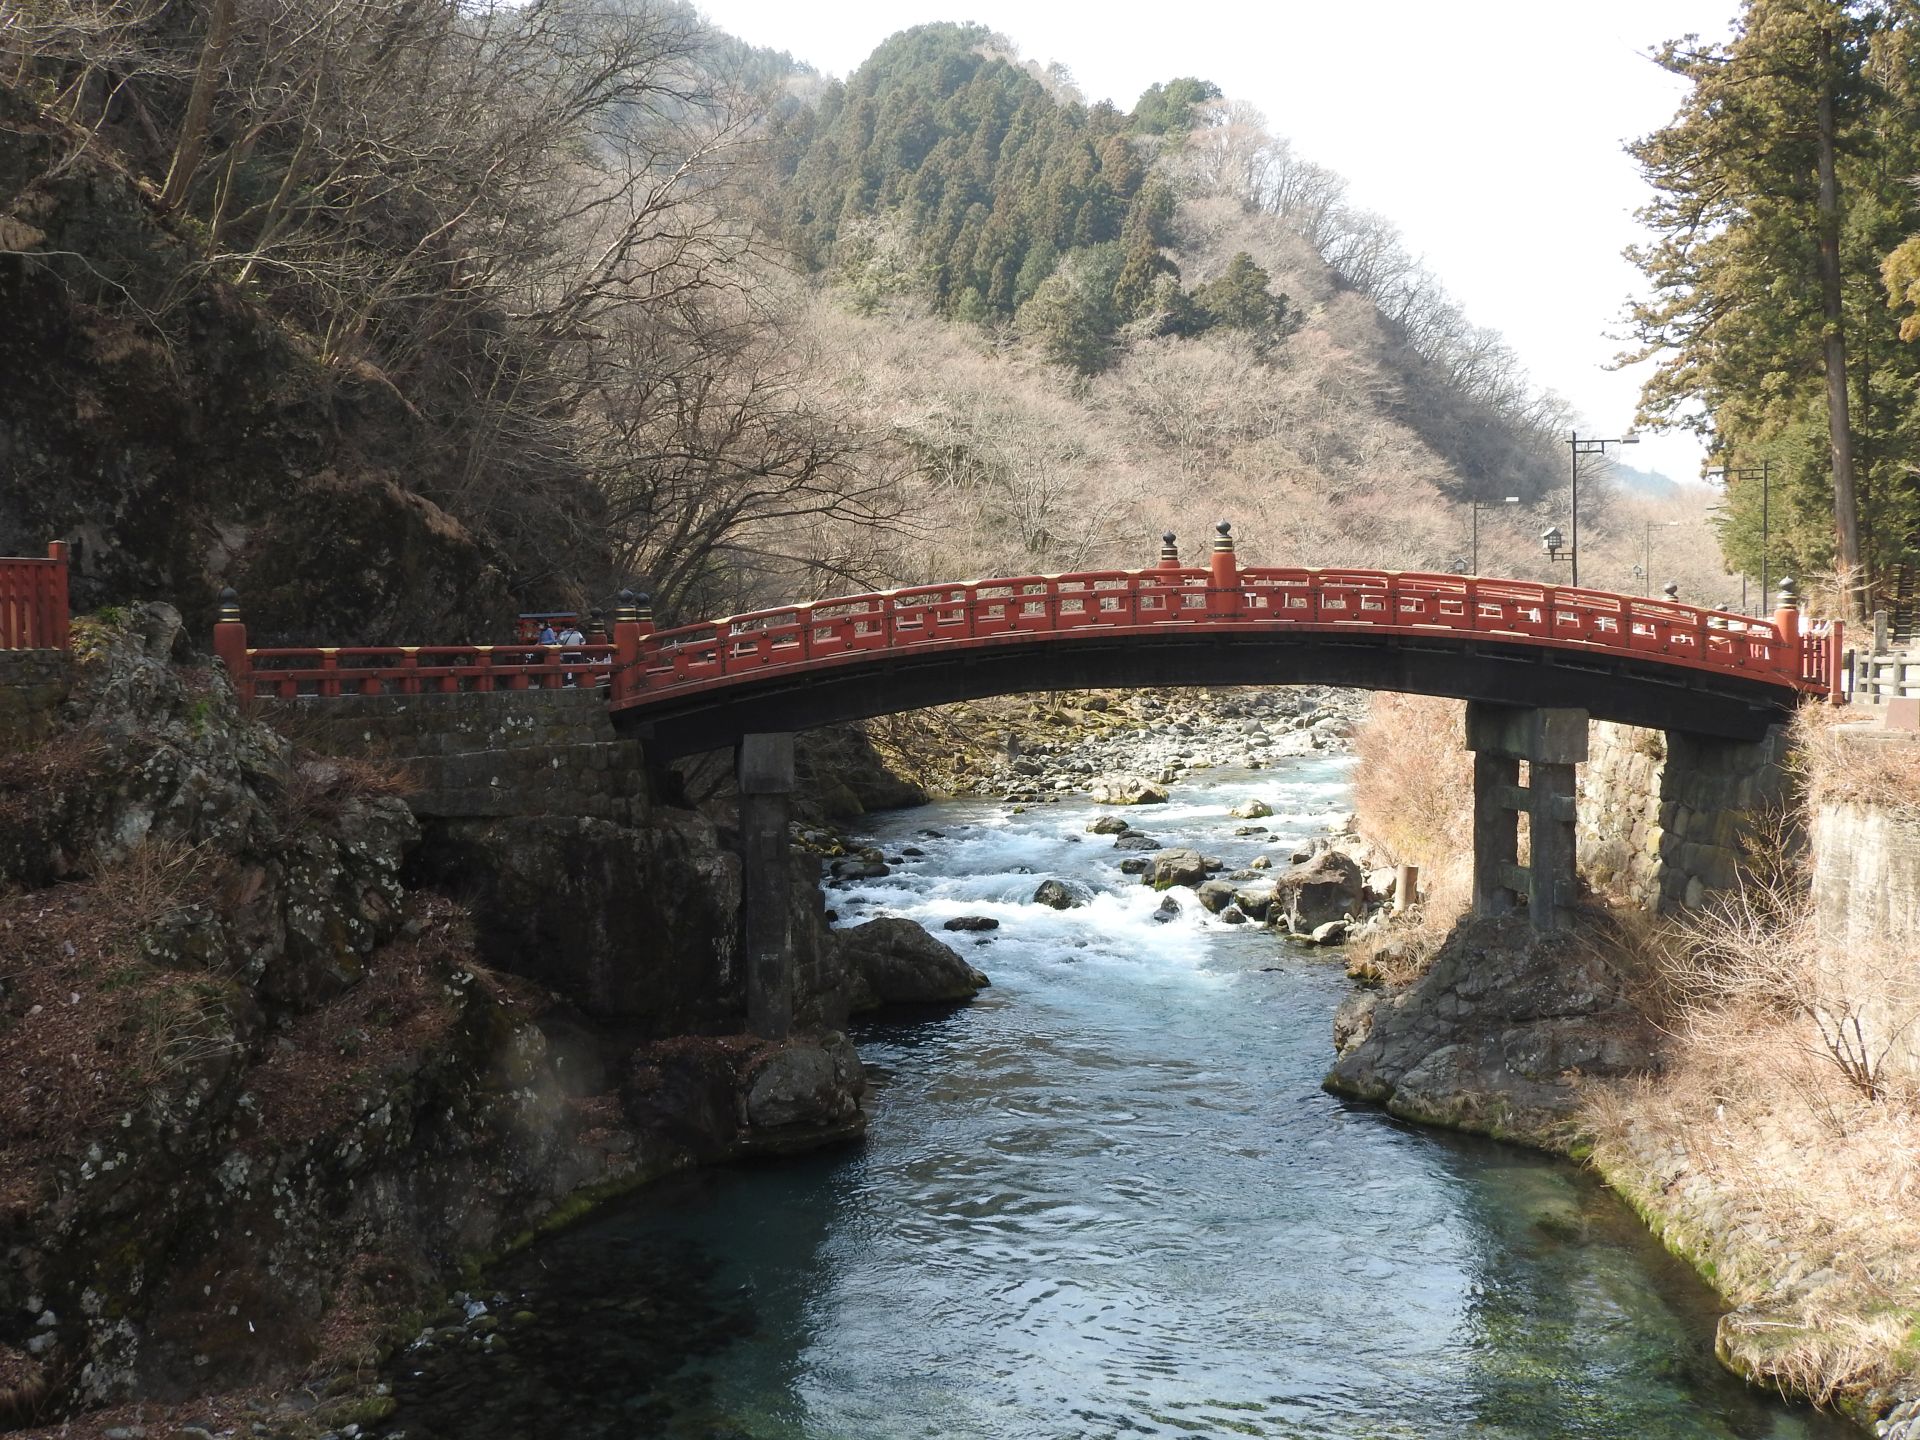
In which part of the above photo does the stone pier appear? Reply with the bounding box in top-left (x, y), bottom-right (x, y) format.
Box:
top-left (737, 732), bottom-right (796, 1039)
top-left (1466, 703), bottom-right (1588, 932)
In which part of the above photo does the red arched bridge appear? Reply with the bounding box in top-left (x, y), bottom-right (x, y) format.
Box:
top-left (185, 526), bottom-right (1841, 754)
top-left (0, 530), bottom-right (1851, 1033)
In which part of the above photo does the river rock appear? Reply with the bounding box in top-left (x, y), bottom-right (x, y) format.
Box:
top-left (1229, 798), bottom-right (1274, 819)
top-left (1113, 833), bottom-right (1162, 851)
top-left (1119, 857), bottom-right (1150, 875)
top-left (1086, 815), bottom-right (1130, 835)
top-left (1232, 883), bottom-right (1276, 920)
top-left (1272, 849), bottom-right (1363, 930)
top-left (837, 918), bottom-right (991, 1011)
top-left (1033, 879), bottom-right (1092, 910)
top-left (1196, 879), bottom-right (1239, 914)
top-left (943, 915), bottom-right (1000, 932)
top-left (1089, 774), bottom-right (1170, 806)
top-left (1248, 855), bottom-right (1272, 870)
top-left (1367, 868), bottom-right (1400, 904)
top-left (744, 1034), bottom-right (865, 1130)
top-left (1153, 895), bottom-right (1181, 923)
top-left (1309, 919), bottom-right (1349, 945)
top-left (1219, 906), bottom-right (1248, 925)
top-left (1233, 825), bottom-right (1268, 837)
top-left (1324, 916), bottom-right (1664, 1145)
top-left (1144, 849), bottom-right (1208, 890)
top-left (829, 857), bottom-right (890, 882)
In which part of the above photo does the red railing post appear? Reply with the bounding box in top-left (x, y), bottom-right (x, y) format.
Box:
top-left (1772, 577), bottom-right (1804, 684)
top-left (212, 587), bottom-right (252, 701)
top-left (1207, 520), bottom-right (1239, 619)
top-left (45, 541), bottom-right (70, 651)
top-left (612, 589), bottom-right (653, 702)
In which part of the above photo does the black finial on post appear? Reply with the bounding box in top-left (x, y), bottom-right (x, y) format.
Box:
top-left (1158, 530), bottom-right (1179, 564)
top-left (614, 589), bottom-right (639, 624)
top-left (1661, 580), bottom-right (1680, 601)
top-left (217, 587), bottom-right (242, 624)
top-left (1211, 519), bottom-right (1234, 551)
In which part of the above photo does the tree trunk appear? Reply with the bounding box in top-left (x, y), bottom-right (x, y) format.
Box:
top-left (1816, 23), bottom-right (1864, 619)
top-left (160, 0), bottom-right (236, 213)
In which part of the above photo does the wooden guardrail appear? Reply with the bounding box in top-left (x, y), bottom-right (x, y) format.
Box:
top-left (0, 542), bottom-right (70, 651)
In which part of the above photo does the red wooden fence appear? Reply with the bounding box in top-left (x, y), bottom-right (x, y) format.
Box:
top-left (0, 542), bottom-right (70, 651)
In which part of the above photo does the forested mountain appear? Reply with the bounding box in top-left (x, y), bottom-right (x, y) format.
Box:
top-left (757, 24), bottom-right (1566, 522)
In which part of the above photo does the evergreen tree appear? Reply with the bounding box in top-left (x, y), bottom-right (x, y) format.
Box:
top-left (1129, 77), bottom-right (1222, 135)
top-left (1628, 0), bottom-right (1920, 608)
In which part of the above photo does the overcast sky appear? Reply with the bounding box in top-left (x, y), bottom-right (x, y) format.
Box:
top-left (696, 0), bottom-right (1746, 488)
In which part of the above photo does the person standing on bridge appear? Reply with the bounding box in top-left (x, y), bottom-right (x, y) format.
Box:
top-left (558, 618), bottom-right (585, 686)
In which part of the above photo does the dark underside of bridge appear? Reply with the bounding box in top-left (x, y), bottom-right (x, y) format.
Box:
top-left (613, 631), bottom-right (1796, 760)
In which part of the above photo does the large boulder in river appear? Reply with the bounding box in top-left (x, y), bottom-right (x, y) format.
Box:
top-left (1086, 815), bottom-right (1131, 835)
top-left (1144, 848), bottom-right (1208, 890)
top-left (1033, 879), bottom-right (1092, 910)
top-left (837, 918), bottom-right (990, 1012)
top-left (1229, 798), bottom-right (1274, 819)
top-left (1090, 773), bottom-right (1169, 805)
top-left (1272, 849), bottom-right (1364, 930)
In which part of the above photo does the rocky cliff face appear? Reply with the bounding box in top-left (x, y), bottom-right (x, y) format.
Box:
top-left (0, 86), bottom-right (607, 643)
top-left (0, 613), bottom-right (865, 1428)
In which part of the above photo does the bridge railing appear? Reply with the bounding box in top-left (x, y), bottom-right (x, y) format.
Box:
top-left (0, 542), bottom-right (70, 651)
top-left (233, 643), bottom-right (613, 700)
top-left (637, 567), bottom-right (1817, 698)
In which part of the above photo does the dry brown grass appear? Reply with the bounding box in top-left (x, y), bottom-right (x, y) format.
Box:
top-left (1793, 700), bottom-right (1920, 817)
top-left (0, 840), bottom-right (239, 1216)
top-left (1578, 877), bottom-right (1920, 1408)
top-left (1347, 693), bottom-right (1473, 981)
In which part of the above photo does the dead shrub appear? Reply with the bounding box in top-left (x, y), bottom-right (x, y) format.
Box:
top-left (1793, 702), bottom-right (1920, 818)
top-left (277, 752), bottom-right (418, 828)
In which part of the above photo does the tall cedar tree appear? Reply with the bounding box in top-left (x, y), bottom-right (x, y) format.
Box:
top-left (1629, 0), bottom-right (1920, 610)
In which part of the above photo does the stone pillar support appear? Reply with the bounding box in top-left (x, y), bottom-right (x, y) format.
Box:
top-left (1464, 703), bottom-right (1589, 932)
top-left (737, 732), bottom-right (796, 1039)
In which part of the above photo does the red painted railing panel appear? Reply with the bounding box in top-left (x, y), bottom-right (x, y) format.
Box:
top-left (244, 645), bottom-right (614, 698)
top-left (0, 544), bottom-right (70, 651)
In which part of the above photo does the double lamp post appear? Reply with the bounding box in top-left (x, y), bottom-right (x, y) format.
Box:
top-left (1542, 431), bottom-right (1639, 587)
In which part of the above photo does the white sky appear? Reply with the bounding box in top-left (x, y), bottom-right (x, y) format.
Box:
top-left (697, 0), bottom-right (1745, 486)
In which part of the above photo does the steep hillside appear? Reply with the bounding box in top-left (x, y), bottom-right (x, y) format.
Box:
top-left (750, 23), bottom-right (1695, 591)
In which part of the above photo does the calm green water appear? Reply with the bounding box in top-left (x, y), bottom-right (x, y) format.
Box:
top-left (381, 758), bottom-right (1854, 1440)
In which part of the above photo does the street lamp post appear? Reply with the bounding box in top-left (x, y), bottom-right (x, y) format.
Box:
top-left (1565, 430), bottom-right (1639, 587)
top-left (1703, 459), bottom-right (1771, 617)
top-left (1470, 495), bottom-right (1520, 575)
top-left (1643, 520), bottom-right (1682, 596)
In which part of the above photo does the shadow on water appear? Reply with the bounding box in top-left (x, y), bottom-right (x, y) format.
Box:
top-left (380, 761), bottom-right (1859, 1440)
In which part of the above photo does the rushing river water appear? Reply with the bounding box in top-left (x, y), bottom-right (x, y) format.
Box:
top-left (382, 755), bottom-right (1854, 1440)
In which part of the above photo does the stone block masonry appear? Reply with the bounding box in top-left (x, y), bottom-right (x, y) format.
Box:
top-left (259, 690), bottom-right (645, 823)
top-left (1579, 720), bottom-right (1793, 911)
top-left (0, 649), bottom-right (72, 750)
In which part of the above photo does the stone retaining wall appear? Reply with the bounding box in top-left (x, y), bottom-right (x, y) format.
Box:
top-left (1578, 720), bottom-right (1792, 910)
top-left (261, 691), bottom-right (642, 822)
top-left (262, 688), bottom-right (616, 758)
top-left (0, 649), bottom-right (71, 750)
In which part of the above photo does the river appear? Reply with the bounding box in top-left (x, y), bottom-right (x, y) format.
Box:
top-left (379, 754), bottom-right (1853, 1439)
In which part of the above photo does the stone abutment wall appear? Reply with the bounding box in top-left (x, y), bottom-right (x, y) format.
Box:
top-left (267, 690), bottom-right (846, 1036)
top-left (1578, 720), bottom-right (1792, 911)
top-left (0, 648), bottom-right (71, 750)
